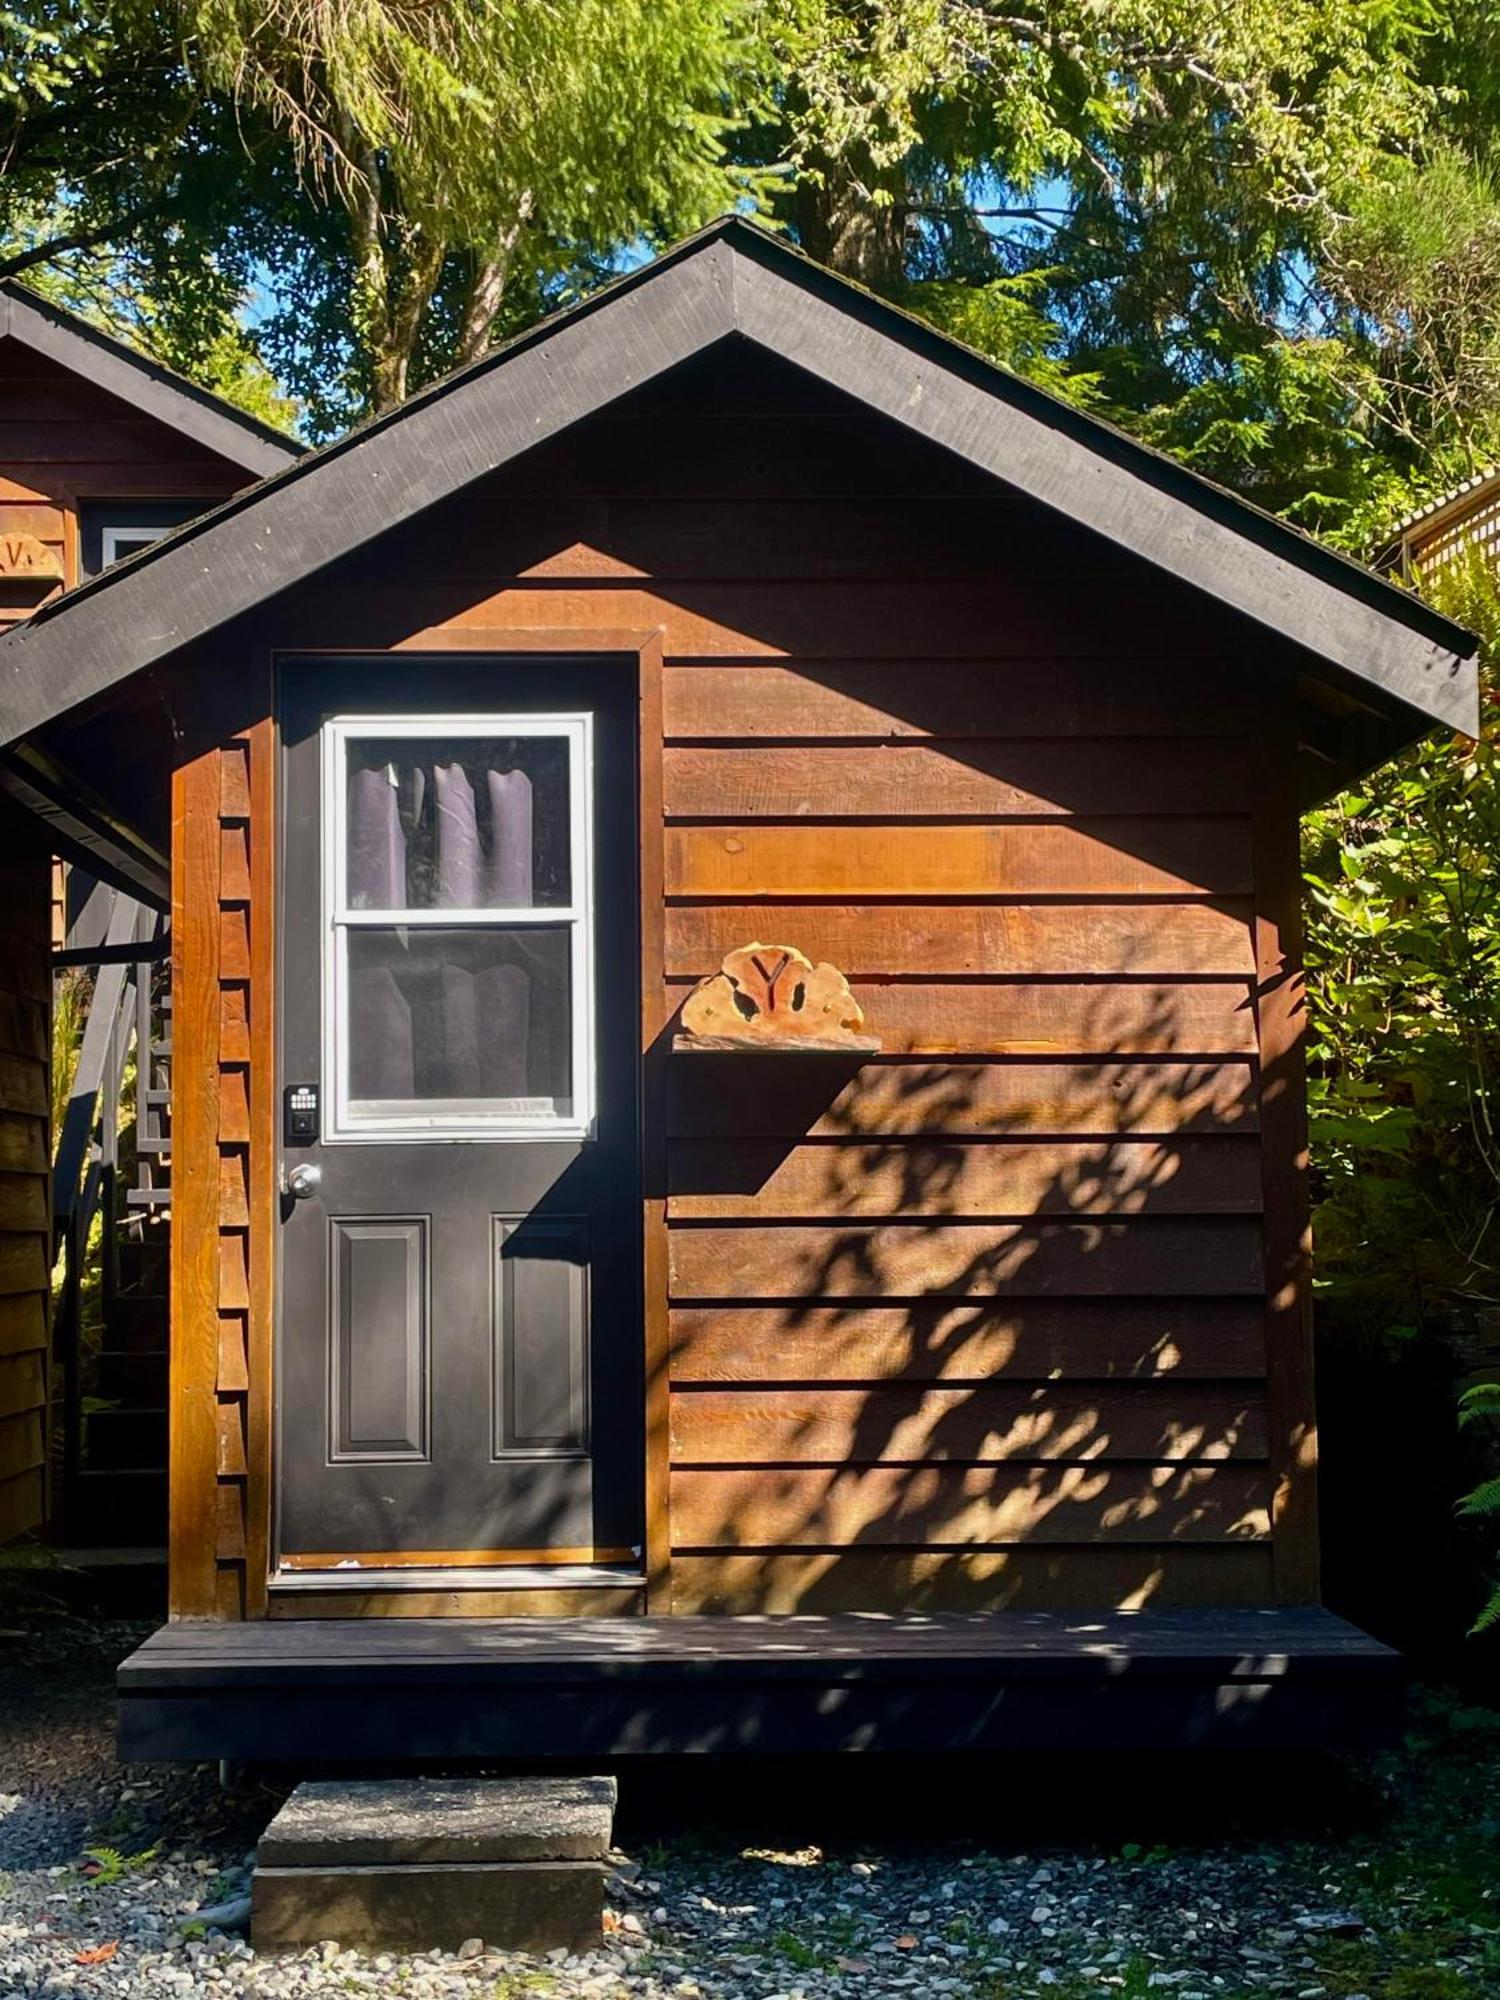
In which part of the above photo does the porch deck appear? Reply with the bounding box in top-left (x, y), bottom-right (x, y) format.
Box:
top-left (117, 1609), bottom-right (1401, 1762)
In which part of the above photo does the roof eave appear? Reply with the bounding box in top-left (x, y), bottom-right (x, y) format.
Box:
top-left (0, 282), bottom-right (302, 479)
top-left (0, 219), bottom-right (1477, 749)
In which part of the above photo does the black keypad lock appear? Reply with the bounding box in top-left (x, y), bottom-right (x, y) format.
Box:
top-left (283, 1083), bottom-right (319, 1145)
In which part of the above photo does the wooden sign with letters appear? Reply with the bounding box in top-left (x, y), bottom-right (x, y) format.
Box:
top-left (0, 533), bottom-right (63, 581)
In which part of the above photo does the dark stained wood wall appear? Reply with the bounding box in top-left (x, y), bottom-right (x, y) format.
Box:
top-left (0, 337), bottom-right (250, 628)
top-left (159, 346), bottom-right (1316, 1616)
top-left (0, 801), bottom-right (51, 1543)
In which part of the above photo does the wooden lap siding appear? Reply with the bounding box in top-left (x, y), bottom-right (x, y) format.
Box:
top-left (659, 667), bottom-right (1285, 1614)
top-left (170, 725), bottom-right (274, 1619)
top-left (166, 371), bottom-right (1315, 1617)
top-left (0, 807), bottom-right (51, 1542)
top-left (0, 339), bottom-right (251, 628)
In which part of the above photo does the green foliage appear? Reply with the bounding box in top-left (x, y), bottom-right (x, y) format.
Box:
top-left (906, 269), bottom-right (1106, 407)
top-left (79, 1842), bottom-right (157, 1885)
top-left (1457, 1380), bottom-right (1500, 1632)
top-left (1304, 551), bottom-right (1500, 1338)
top-left (0, 0), bottom-right (1455, 442)
top-left (1303, 551), bottom-right (1500, 1638)
top-left (170, 0), bottom-right (771, 413)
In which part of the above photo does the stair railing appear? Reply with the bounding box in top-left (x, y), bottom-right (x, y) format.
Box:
top-left (52, 886), bottom-right (169, 1540)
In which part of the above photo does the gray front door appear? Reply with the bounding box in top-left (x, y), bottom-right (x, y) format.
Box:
top-left (275, 656), bottom-right (642, 1574)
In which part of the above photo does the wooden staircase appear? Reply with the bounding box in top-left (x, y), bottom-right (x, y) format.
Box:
top-left (52, 882), bottom-right (171, 1579)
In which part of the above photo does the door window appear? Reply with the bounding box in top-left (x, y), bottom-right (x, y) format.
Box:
top-left (323, 715), bottom-right (594, 1139)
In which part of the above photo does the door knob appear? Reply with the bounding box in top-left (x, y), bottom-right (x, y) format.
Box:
top-left (284, 1162), bottom-right (323, 1200)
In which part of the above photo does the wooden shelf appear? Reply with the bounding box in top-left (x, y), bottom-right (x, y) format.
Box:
top-left (672, 1033), bottom-right (882, 1055)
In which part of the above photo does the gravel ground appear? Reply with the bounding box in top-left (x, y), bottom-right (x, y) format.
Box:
top-left (1, 1618), bottom-right (1497, 2000)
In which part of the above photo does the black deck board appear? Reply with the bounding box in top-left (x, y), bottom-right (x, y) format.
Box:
top-left (116, 1609), bottom-right (1402, 1761)
top-left (120, 1609), bottom-right (1396, 1687)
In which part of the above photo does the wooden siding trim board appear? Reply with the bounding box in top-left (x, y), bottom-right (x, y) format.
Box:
top-left (244, 711), bottom-right (277, 1616)
top-left (169, 753), bottom-right (223, 1618)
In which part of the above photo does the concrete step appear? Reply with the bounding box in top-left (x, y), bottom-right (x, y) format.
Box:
top-left (251, 1777), bottom-right (615, 1956)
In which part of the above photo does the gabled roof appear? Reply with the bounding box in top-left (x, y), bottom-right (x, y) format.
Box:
top-left (0, 218), bottom-right (1476, 749)
top-left (0, 279), bottom-right (302, 482)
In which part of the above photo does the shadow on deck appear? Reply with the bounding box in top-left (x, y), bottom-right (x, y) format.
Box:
top-left (117, 1608), bottom-right (1401, 1763)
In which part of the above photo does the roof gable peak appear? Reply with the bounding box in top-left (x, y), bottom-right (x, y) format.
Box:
top-left (0, 218), bottom-right (1476, 753)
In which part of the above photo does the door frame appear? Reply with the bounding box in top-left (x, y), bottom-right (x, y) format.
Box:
top-left (259, 627), bottom-right (669, 1613)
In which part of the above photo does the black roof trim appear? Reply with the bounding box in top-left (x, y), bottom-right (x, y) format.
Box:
top-left (0, 280), bottom-right (302, 480)
top-left (0, 219), bottom-right (1475, 748)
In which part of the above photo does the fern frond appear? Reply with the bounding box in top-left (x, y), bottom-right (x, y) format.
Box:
top-left (1459, 1381), bottom-right (1500, 1424)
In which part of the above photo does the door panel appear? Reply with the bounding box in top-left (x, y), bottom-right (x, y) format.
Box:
top-left (276, 656), bottom-right (642, 1571)
top-left (328, 1217), bottom-right (428, 1462)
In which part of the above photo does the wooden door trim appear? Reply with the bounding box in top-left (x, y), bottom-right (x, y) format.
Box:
top-left (244, 713), bottom-right (277, 1616)
top-left (270, 628), bottom-right (669, 1610)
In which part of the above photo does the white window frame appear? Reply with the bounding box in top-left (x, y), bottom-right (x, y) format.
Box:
top-left (320, 712), bottom-right (596, 1143)
top-left (100, 525), bottom-right (165, 567)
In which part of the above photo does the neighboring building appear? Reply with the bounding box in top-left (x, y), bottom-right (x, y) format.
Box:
top-left (0, 282), bottom-right (299, 1551)
top-left (0, 221), bottom-right (1477, 1757)
top-left (1387, 467), bottom-right (1500, 583)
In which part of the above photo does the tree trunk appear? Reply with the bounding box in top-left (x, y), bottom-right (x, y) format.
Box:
top-left (794, 151), bottom-right (907, 293)
top-left (455, 192), bottom-right (535, 368)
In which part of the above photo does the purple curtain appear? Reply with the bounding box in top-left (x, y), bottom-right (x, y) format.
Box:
top-left (484, 768), bottom-right (534, 907)
top-left (348, 959), bottom-right (415, 1101)
top-left (346, 749), bottom-right (540, 1103)
top-left (433, 761), bottom-right (481, 907)
top-left (347, 765), bottom-right (406, 908)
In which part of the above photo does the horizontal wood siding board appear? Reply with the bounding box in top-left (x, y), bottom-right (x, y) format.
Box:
top-left (402, 493), bottom-right (1129, 579)
top-left (0, 1463), bottom-right (43, 1542)
top-left (669, 1546), bottom-right (1278, 1613)
top-left (0, 1293), bottom-right (47, 1358)
top-left (665, 1059), bottom-right (1260, 1140)
top-left (667, 1219), bottom-right (1265, 1300)
top-left (664, 903), bottom-right (1255, 979)
top-left (235, 579), bottom-right (1263, 666)
top-left (668, 1463), bottom-right (1272, 1547)
top-left (664, 742), bottom-right (1259, 817)
top-left (0, 994), bottom-right (46, 1061)
top-left (666, 1137), bottom-right (1265, 1219)
top-left (728, 240), bottom-right (1472, 728)
top-left (668, 1301), bottom-right (1268, 1383)
top-left (665, 821), bottom-right (1252, 898)
top-left (0, 1349), bottom-right (45, 1420)
top-left (0, 284), bottom-right (300, 477)
top-left (664, 982), bottom-right (1259, 1057)
top-left (0, 811), bottom-right (47, 1543)
top-left (669, 1384), bottom-right (1268, 1465)
top-left (662, 663), bottom-right (1264, 740)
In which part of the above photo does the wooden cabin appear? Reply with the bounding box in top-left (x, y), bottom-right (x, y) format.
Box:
top-left (0, 222), bottom-right (1476, 1758)
top-left (0, 281), bottom-right (299, 1551)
